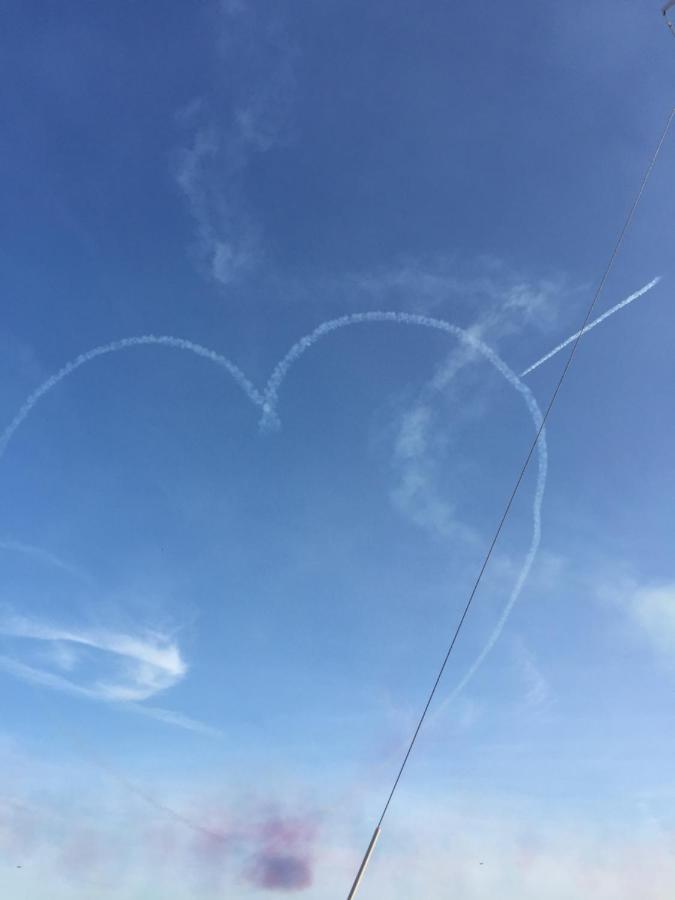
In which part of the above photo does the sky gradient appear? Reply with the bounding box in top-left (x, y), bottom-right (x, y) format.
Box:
top-left (1, 2), bottom-right (674, 897)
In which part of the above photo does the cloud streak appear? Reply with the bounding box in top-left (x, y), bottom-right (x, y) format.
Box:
top-left (174, 122), bottom-right (261, 287)
top-left (390, 402), bottom-right (474, 543)
top-left (612, 580), bottom-right (675, 662)
top-left (174, 3), bottom-right (296, 289)
top-left (0, 613), bottom-right (187, 702)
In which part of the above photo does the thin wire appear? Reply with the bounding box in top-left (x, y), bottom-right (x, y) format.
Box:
top-left (360, 105), bottom-right (675, 845)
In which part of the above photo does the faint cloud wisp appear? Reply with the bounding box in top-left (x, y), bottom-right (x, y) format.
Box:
top-left (626, 582), bottom-right (675, 660)
top-left (173, 2), bottom-right (296, 290)
top-left (0, 611), bottom-right (217, 734)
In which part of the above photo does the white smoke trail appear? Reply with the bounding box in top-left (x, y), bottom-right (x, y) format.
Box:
top-left (521, 277), bottom-right (661, 377)
top-left (0, 335), bottom-right (265, 464)
top-left (261, 311), bottom-right (547, 701)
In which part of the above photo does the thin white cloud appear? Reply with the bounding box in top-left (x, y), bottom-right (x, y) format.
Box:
top-left (0, 614), bottom-right (214, 734)
top-left (0, 653), bottom-right (99, 699)
top-left (0, 614), bottom-right (185, 700)
top-left (173, 4), bottom-right (296, 291)
top-left (627, 582), bottom-right (675, 659)
top-left (174, 124), bottom-right (260, 287)
top-left (390, 401), bottom-right (473, 543)
top-left (130, 703), bottom-right (223, 738)
top-left (385, 323), bottom-right (487, 544)
top-left (38, 640), bottom-right (80, 673)
top-left (353, 256), bottom-right (569, 330)
top-left (513, 640), bottom-right (551, 710)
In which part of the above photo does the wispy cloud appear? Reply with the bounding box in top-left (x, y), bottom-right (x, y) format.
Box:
top-left (174, 3), bottom-right (296, 290)
top-left (174, 120), bottom-right (261, 287)
top-left (0, 537), bottom-right (215, 736)
top-left (512, 640), bottom-right (551, 710)
top-left (389, 401), bottom-right (474, 543)
top-left (0, 614), bottom-right (186, 701)
top-left (624, 582), bottom-right (675, 660)
top-left (132, 703), bottom-right (223, 738)
top-left (0, 613), bottom-right (221, 737)
top-left (353, 255), bottom-right (568, 329)
top-left (0, 612), bottom-right (216, 735)
top-left (378, 260), bottom-right (561, 544)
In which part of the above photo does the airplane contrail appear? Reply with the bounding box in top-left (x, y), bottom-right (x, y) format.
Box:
top-left (521, 277), bottom-right (661, 377)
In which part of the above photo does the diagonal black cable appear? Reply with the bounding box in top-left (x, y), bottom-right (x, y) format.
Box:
top-left (346, 106), bottom-right (675, 899)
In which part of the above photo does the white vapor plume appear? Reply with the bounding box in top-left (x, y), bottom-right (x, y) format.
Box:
top-left (128, 703), bottom-right (223, 738)
top-left (173, 3), bottom-right (296, 289)
top-left (0, 335), bottom-right (265, 464)
top-left (521, 277), bottom-right (661, 377)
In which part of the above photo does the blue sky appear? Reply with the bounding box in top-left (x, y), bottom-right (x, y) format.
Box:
top-left (0, 2), bottom-right (674, 897)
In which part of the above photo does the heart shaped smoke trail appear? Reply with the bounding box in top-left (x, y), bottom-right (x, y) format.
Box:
top-left (0, 315), bottom-right (546, 711)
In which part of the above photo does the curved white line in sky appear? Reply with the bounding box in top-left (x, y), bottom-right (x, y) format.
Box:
top-left (0, 335), bottom-right (263, 463)
top-left (0, 313), bottom-right (547, 716)
top-left (0, 613), bottom-right (185, 699)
